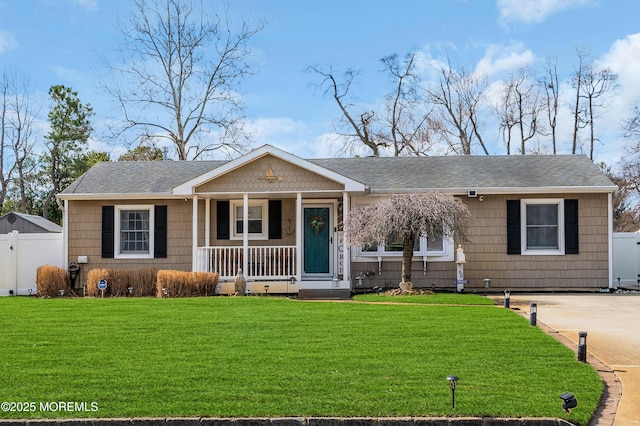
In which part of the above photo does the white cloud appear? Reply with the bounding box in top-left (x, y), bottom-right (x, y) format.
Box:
top-left (497, 0), bottom-right (593, 24)
top-left (597, 33), bottom-right (640, 106)
top-left (474, 43), bottom-right (536, 78)
top-left (0, 30), bottom-right (17, 54)
top-left (245, 117), bottom-right (317, 158)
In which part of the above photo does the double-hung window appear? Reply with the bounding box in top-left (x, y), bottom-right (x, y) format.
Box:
top-left (114, 205), bottom-right (154, 259)
top-left (231, 200), bottom-right (268, 240)
top-left (521, 199), bottom-right (564, 255)
top-left (358, 234), bottom-right (448, 257)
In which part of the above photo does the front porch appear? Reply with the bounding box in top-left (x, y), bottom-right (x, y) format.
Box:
top-left (196, 245), bottom-right (296, 281)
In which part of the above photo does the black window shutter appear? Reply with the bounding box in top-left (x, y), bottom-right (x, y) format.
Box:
top-left (217, 200), bottom-right (230, 240)
top-left (102, 205), bottom-right (114, 258)
top-left (564, 199), bottom-right (579, 254)
top-left (154, 205), bottom-right (168, 258)
top-left (506, 200), bottom-right (521, 254)
top-left (268, 200), bottom-right (282, 239)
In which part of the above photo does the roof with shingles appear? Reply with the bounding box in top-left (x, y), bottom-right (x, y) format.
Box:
top-left (0, 212), bottom-right (62, 232)
top-left (59, 152), bottom-right (616, 197)
top-left (310, 154), bottom-right (616, 192)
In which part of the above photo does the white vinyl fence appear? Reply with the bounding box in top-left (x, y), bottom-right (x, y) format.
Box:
top-left (612, 232), bottom-right (640, 289)
top-left (0, 231), bottom-right (64, 296)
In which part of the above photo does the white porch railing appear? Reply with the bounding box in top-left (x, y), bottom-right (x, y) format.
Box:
top-left (196, 246), bottom-right (296, 280)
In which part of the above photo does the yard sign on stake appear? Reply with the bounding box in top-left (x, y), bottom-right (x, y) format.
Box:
top-left (98, 279), bottom-right (107, 298)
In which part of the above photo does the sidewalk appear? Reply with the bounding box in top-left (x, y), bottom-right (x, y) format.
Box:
top-left (502, 294), bottom-right (640, 426)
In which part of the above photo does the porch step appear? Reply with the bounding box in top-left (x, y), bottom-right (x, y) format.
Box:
top-left (297, 289), bottom-right (352, 300)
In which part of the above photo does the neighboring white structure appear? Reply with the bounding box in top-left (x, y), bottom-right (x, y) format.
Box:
top-left (0, 231), bottom-right (64, 296)
top-left (612, 232), bottom-right (640, 289)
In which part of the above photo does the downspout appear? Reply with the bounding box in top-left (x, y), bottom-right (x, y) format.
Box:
top-left (608, 192), bottom-right (614, 289)
top-left (57, 197), bottom-right (68, 270)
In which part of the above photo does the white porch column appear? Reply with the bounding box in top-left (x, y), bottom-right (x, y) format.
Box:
top-left (205, 198), bottom-right (211, 247)
top-left (342, 191), bottom-right (351, 283)
top-left (296, 192), bottom-right (302, 282)
top-left (192, 195), bottom-right (199, 271)
top-left (242, 193), bottom-right (249, 278)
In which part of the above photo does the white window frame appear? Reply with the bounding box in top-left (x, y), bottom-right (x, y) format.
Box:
top-left (358, 235), bottom-right (448, 257)
top-left (114, 205), bottom-right (154, 259)
top-left (230, 199), bottom-right (268, 240)
top-left (521, 198), bottom-right (565, 256)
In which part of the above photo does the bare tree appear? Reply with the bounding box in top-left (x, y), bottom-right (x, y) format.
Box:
top-left (570, 49), bottom-right (589, 155)
top-left (0, 70), bottom-right (39, 213)
top-left (105, 0), bottom-right (264, 160)
top-left (540, 57), bottom-right (560, 154)
top-left (427, 59), bottom-right (489, 155)
top-left (495, 77), bottom-right (517, 154)
top-left (0, 71), bottom-right (12, 211)
top-left (308, 66), bottom-right (384, 156)
top-left (345, 192), bottom-right (471, 286)
top-left (379, 52), bottom-right (433, 156)
top-left (621, 104), bottom-right (640, 194)
top-left (308, 52), bottom-right (432, 157)
top-left (580, 65), bottom-right (617, 160)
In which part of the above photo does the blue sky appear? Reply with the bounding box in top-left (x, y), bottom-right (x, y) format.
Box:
top-left (1, 0), bottom-right (640, 167)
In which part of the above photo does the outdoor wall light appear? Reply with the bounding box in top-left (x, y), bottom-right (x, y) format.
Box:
top-left (446, 375), bottom-right (459, 409)
top-left (578, 331), bottom-right (588, 363)
top-left (504, 289), bottom-right (511, 309)
top-left (264, 284), bottom-right (270, 296)
top-left (559, 392), bottom-right (577, 413)
top-left (530, 303), bottom-right (537, 326)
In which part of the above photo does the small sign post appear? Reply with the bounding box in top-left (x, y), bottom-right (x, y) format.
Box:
top-left (98, 279), bottom-right (107, 298)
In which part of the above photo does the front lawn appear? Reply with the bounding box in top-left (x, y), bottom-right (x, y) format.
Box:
top-left (0, 297), bottom-right (601, 425)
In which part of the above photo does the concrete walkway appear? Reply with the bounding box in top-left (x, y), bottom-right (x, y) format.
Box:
top-left (504, 294), bottom-right (640, 426)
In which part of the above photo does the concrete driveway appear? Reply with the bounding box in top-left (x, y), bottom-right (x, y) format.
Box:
top-left (506, 294), bottom-right (640, 426)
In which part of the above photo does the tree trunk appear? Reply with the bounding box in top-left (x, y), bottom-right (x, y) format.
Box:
top-left (401, 232), bottom-right (414, 285)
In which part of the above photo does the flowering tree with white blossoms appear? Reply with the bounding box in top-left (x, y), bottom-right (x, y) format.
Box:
top-left (345, 192), bottom-right (471, 287)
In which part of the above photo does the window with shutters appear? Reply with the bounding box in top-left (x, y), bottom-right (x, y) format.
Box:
top-left (115, 205), bottom-right (154, 259)
top-left (521, 199), bottom-right (564, 255)
top-left (230, 200), bottom-right (268, 240)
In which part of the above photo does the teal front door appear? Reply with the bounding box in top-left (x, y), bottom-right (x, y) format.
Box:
top-left (303, 207), bottom-right (331, 275)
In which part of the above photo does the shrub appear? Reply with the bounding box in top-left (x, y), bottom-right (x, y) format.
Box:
top-left (156, 270), bottom-right (219, 297)
top-left (36, 265), bottom-right (72, 298)
top-left (87, 267), bottom-right (158, 297)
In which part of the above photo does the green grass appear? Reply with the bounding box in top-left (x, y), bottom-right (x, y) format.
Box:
top-left (0, 297), bottom-right (601, 425)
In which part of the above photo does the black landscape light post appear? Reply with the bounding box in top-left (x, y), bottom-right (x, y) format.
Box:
top-left (504, 289), bottom-right (511, 309)
top-left (446, 375), bottom-right (458, 409)
top-left (560, 392), bottom-right (578, 413)
top-left (530, 303), bottom-right (537, 326)
top-left (128, 286), bottom-right (133, 296)
top-left (264, 284), bottom-right (270, 296)
top-left (577, 331), bottom-right (588, 362)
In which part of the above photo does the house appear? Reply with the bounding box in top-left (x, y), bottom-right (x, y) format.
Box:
top-left (57, 144), bottom-right (617, 295)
